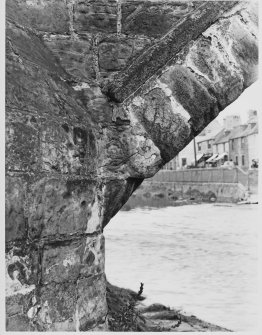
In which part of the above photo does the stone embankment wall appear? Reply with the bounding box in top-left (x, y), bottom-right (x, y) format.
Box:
top-left (248, 169), bottom-right (259, 194)
top-left (6, 0), bottom-right (258, 331)
top-left (132, 180), bottom-right (247, 204)
top-left (131, 168), bottom-right (258, 203)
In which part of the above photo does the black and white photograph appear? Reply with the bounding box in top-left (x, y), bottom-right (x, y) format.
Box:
top-left (3, 0), bottom-right (261, 333)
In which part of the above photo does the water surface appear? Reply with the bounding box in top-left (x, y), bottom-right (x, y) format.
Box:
top-left (105, 203), bottom-right (259, 331)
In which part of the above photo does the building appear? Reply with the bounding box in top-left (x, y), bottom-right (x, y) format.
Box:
top-left (228, 110), bottom-right (258, 169)
top-left (163, 157), bottom-right (177, 170)
top-left (209, 129), bottom-right (231, 166)
top-left (241, 110), bottom-right (259, 168)
top-left (174, 119), bottom-right (222, 169)
top-left (164, 112), bottom-right (259, 170)
top-left (208, 115), bottom-right (241, 166)
top-left (228, 125), bottom-right (248, 168)
top-left (242, 123), bottom-right (259, 168)
top-left (194, 119), bottom-right (223, 167)
top-left (174, 139), bottom-right (195, 168)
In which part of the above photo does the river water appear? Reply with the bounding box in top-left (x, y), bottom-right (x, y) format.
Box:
top-left (104, 203), bottom-right (259, 331)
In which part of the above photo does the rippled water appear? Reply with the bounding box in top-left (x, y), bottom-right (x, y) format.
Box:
top-left (104, 203), bottom-right (259, 331)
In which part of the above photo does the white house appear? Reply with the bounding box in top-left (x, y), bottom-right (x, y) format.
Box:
top-left (243, 123), bottom-right (258, 168)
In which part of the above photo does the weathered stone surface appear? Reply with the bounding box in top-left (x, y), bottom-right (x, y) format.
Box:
top-left (41, 234), bottom-right (104, 284)
top-left (44, 36), bottom-right (96, 83)
top-left (80, 234), bottom-right (105, 276)
top-left (121, 1), bottom-right (197, 37)
top-left (73, 0), bottom-right (118, 34)
top-left (6, 0), bottom-right (70, 34)
top-left (5, 245), bottom-right (38, 323)
top-left (41, 240), bottom-right (85, 284)
top-left (77, 274), bottom-right (107, 331)
top-left (130, 87), bottom-right (192, 161)
top-left (5, 120), bottom-right (39, 172)
top-left (104, 1), bottom-right (240, 102)
top-left (99, 40), bottom-right (133, 72)
top-left (6, 291), bottom-right (33, 317)
top-left (5, 176), bottom-right (27, 242)
top-left (5, 0), bottom-right (258, 331)
top-left (6, 313), bottom-right (32, 331)
top-left (101, 178), bottom-right (143, 227)
top-left (98, 36), bottom-right (152, 80)
top-left (28, 178), bottom-right (98, 239)
top-left (6, 289), bottom-right (38, 330)
top-left (39, 122), bottom-right (97, 175)
top-left (38, 282), bottom-right (77, 328)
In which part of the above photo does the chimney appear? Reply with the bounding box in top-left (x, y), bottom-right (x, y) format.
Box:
top-left (247, 110), bottom-right (257, 124)
top-left (223, 115), bottom-right (241, 130)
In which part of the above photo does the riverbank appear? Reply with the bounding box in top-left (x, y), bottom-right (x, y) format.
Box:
top-left (106, 282), bottom-right (231, 332)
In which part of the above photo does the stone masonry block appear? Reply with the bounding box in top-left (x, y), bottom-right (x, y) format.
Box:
top-left (5, 121), bottom-right (40, 172)
top-left (39, 120), bottom-right (97, 176)
top-left (6, 314), bottom-right (32, 331)
top-left (98, 40), bottom-right (133, 72)
top-left (41, 234), bottom-right (104, 284)
top-left (6, 0), bottom-right (70, 34)
top-left (121, 1), bottom-right (197, 37)
top-left (44, 36), bottom-right (96, 83)
top-left (28, 178), bottom-right (98, 239)
top-left (98, 35), bottom-right (152, 78)
top-left (5, 176), bottom-right (27, 242)
top-left (41, 239), bottom-right (84, 284)
top-left (80, 234), bottom-right (105, 277)
top-left (74, 0), bottom-right (117, 34)
top-left (39, 282), bottom-right (77, 325)
top-left (6, 291), bottom-right (34, 318)
top-left (6, 245), bottom-right (39, 293)
top-left (77, 273), bottom-right (107, 331)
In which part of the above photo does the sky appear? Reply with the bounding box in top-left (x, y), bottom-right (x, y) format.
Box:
top-left (216, 80), bottom-right (261, 125)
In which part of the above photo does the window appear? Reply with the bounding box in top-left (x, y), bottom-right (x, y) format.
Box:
top-left (231, 139), bottom-right (234, 150)
top-left (198, 143), bottom-right (201, 151)
top-left (207, 140), bottom-right (211, 149)
top-left (216, 144), bottom-right (218, 153)
top-left (223, 143), bottom-right (226, 152)
top-left (182, 158), bottom-right (187, 167)
top-left (242, 155), bottom-right (245, 166)
top-left (235, 156), bottom-right (238, 166)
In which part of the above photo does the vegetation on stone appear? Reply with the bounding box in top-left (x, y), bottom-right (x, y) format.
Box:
top-left (106, 282), bottom-right (232, 332)
top-left (106, 281), bottom-right (146, 331)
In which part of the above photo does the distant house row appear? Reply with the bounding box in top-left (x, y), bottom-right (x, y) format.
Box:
top-left (164, 110), bottom-right (259, 170)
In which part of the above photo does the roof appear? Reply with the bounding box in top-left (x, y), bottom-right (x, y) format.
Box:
top-left (196, 128), bottom-right (223, 144)
top-left (206, 153), bottom-right (218, 162)
top-left (228, 125), bottom-right (248, 140)
top-left (213, 129), bottom-right (231, 145)
top-left (196, 120), bottom-right (223, 144)
top-left (214, 152), bottom-right (228, 161)
top-left (241, 123), bottom-right (258, 137)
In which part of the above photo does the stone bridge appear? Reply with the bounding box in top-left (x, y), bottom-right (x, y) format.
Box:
top-left (6, 0), bottom-right (258, 331)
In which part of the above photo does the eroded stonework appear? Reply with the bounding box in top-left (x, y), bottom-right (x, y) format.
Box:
top-left (6, 0), bottom-right (258, 331)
